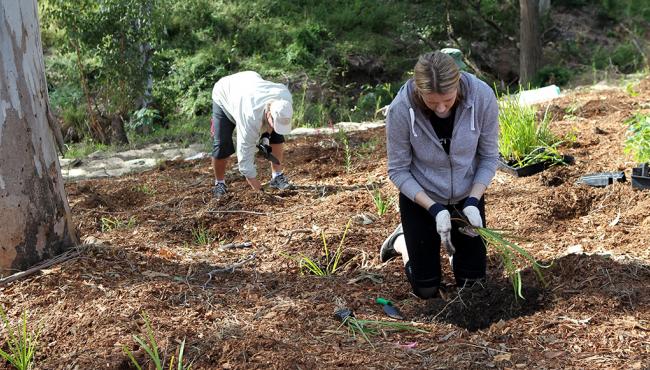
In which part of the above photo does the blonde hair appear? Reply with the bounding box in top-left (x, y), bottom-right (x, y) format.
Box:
top-left (412, 51), bottom-right (462, 108)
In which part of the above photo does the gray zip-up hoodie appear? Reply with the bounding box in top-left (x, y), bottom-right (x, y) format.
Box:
top-left (386, 72), bottom-right (499, 205)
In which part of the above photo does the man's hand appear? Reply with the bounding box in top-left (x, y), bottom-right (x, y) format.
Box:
top-left (428, 203), bottom-right (455, 256)
top-left (461, 197), bottom-right (482, 237)
top-left (246, 177), bottom-right (263, 191)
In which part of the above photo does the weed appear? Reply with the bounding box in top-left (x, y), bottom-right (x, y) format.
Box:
top-left (123, 312), bottom-right (191, 370)
top-left (0, 307), bottom-right (39, 370)
top-left (283, 220), bottom-right (352, 276)
top-left (100, 216), bottom-right (137, 232)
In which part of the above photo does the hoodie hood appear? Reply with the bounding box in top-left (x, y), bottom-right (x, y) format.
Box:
top-left (386, 72), bottom-right (500, 204)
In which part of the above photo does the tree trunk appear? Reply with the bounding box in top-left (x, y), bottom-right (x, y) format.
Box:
top-left (0, 0), bottom-right (78, 275)
top-left (519, 0), bottom-right (542, 86)
top-left (111, 114), bottom-right (129, 144)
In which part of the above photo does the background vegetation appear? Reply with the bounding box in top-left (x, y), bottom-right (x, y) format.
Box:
top-left (39, 0), bottom-right (650, 152)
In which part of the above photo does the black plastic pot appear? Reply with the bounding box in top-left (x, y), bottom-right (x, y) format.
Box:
top-left (631, 163), bottom-right (650, 190)
top-left (498, 155), bottom-right (574, 177)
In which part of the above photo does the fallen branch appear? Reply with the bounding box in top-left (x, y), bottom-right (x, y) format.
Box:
top-left (203, 253), bottom-right (256, 288)
top-left (0, 249), bottom-right (80, 286)
top-left (207, 209), bottom-right (269, 215)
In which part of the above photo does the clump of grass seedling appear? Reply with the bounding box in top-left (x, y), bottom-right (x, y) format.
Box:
top-left (462, 225), bottom-right (550, 299)
top-left (498, 91), bottom-right (564, 167)
top-left (191, 226), bottom-right (215, 246)
top-left (132, 184), bottom-right (156, 195)
top-left (340, 316), bottom-right (427, 348)
top-left (101, 216), bottom-right (137, 232)
top-left (283, 220), bottom-right (352, 276)
top-left (0, 306), bottom-right (39, 370)
top-left (123, 312), bottom-right (191, 370)
top-left (336, 129), bottom-right (353, 172)
top-left (368, 188), bottom-right (394, 217)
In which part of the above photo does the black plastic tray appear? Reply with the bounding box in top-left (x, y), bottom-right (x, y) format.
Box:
top-left (577, 172), bottom-right (626, 187)
top-left (632, 163), bottom-right (650, 190)
top-left (498, 155), bottom-right (574, 177)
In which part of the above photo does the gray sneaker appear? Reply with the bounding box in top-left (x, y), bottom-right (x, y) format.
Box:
top-left (380, 224), bottom-right (403, 262)
top-left (269, 173), bottom-right (293, 190)
top-left (212, 182), bottom-right (228, 198)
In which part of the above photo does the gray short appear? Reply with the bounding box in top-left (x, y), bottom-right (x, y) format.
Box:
top-left (210, 102), bottom-right (285, 159)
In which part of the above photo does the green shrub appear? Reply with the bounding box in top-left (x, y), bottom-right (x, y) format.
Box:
top-left (624, 114), bottom-right (650, 163)
top-left (533, 65), bottom-right (572, 87)
top-left (610, 42), bottom-right (645, 73)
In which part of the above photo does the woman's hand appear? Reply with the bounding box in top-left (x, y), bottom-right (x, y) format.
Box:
top-left (435, 209), bottom-right (455, 256)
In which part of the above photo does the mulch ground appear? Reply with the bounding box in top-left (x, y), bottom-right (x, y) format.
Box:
top-left (1, 78), bottom-right (650, 369)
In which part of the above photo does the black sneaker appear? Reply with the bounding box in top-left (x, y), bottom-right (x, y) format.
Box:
top-left (212, 182), bottom-right (228, 198)
top-left (269, 173), bottom-right (293, 190)
top-left (380, 224), bottom-right (403, 262)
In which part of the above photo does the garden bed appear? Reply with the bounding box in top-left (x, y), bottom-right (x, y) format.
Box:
top-left (1, 78), bottom-right (650, 369)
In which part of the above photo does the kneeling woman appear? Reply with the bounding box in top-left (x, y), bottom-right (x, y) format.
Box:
top-left (381, 51), bottom-right (499, 299)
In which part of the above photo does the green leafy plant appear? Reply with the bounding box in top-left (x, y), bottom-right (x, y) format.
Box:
top-left (123, 312), bottom-right (191, 370)
top-left (0, 307), bottom-right (39, 370)
top-left (462, 225), bottom-right (550, 299)
top-left (625, 82), bottom-right (639, 98)
top-left (127, 107), bottom-right (161, 131)
top-left (624, 113), bottom-right (650, 163)
top-left (340, 316), bottom-right (427, 348)
top-left (101, 216), bottom-right (137, 232)
top-left (369, 189), bottom-right (394, 217)
top-left (498, 93), bottom-right (564, 168)
top-left (283, 220), bottom-right (351, 276)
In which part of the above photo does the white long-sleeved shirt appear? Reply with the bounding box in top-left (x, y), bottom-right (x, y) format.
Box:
top-left (212, 71), bottom-right (292, 178)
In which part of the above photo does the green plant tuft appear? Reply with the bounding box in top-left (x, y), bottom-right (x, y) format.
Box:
top-left (0, 306), bottom-right (39, 370)
top-left (122, 312), bottom-right (192, 370)
top-left (283, 220), bottom-right (352, 276)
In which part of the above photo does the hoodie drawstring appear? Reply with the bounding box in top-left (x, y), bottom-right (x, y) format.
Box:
top-left (469, 106), bottom-right (475, 131)
top-left (409, 108), bottom-right (418, 137)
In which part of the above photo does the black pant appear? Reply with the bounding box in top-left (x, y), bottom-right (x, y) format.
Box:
top-left (210, 102), bottom-right (285, 159)
top-left (399, 193), bottom-right (487, 295)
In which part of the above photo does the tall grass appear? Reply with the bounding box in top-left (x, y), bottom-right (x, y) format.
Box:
top-left (0, 307), bottom-right (39, 370)
top-left (498, 94), bottom-right (563, 167)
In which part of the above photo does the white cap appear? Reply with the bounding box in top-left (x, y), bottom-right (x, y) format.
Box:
top-left (269, 100), bottom-right (293, 135)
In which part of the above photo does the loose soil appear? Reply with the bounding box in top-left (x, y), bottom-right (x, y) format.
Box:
top-left (2, 79), bottom-right (650, 369)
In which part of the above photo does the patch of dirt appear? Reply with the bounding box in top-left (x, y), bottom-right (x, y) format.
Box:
top-left (2, 78), bottom-right (650, 369)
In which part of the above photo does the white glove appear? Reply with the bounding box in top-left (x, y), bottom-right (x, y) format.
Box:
top-left (435, 209), bottom-right (455, 256)
top-left (462, 205), bottom-right (483, 237)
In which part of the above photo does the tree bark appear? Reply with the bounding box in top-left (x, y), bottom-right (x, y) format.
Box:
top-left (519, 0), bottom-right (542, 86)
top-left (0, 0), bottom-right (78, 275)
